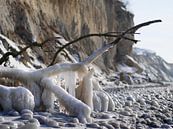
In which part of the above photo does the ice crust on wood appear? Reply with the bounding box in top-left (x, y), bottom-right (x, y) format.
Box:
top-left (0, 85), bottom-right (35, 112)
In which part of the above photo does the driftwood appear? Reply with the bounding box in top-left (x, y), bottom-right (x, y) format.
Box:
top-left (0, 20), bottom-right (161, 123)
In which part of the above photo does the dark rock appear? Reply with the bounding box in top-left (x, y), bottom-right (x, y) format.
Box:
top-left (126, 96), bottom-right (135, 102)
top-left (163, 117), bottom-right (173, 124)
top-left (140, 113), bottom-right (151, 119)
top-left (33, 115), bottom-right (47, 124)
top-left (161, 124), bottom-right (172, 128)
top-left (148, 121), bottom-right (160, 128)
top-left (125, 101), bottom-right (132, 107)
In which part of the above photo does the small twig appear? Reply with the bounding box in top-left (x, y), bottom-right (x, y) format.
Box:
top-left (81, 20), bottom-right (162, 65)
top-left (0, 37), bottom-right (61, 65)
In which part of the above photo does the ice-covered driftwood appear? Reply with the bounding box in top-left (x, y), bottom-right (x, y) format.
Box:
top-left (0, 20), bottom-right (162, 123)
top-left (0, 85), bottom-right (35, 112)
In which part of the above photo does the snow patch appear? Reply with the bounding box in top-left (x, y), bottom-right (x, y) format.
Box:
top-left (0, 34), bottom-right (20, 51)
top-left (163, 62), bottom-right (171, 70)
top-left (117, 63), bottom-right (137, 73)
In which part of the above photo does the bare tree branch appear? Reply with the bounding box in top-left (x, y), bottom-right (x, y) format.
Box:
top-left (49, 20), bottom-right (161, 66)
top-left (0, 20), bottom-right (161, 66)
top-left (0, 37), bottom-right (62, 65)
top-left (0, 33), bottom-right (136, 65)
top-left (48, 33), bottom-right (138, 66)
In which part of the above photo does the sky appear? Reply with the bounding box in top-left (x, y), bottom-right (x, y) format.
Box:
top-left (128, 0), bottom-right (173, 63)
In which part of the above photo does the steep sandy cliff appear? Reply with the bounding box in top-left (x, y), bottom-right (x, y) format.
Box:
top-left (0, 0), bottom-right (134, 71)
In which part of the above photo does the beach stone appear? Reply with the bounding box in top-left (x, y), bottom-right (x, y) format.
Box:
top-left (137, 98), bottom-right (146, 105)
top-left (148, 121), bottom-right (160, 128)
top-left (139, 119), bottom-right (147, 125)
top-left (100, 123), bottom-right (114, 129)
top-left (58, 122), bottom-right (65, 127)
top-left (29, 118), bottom-right (40, 126)
top-left (100, 113), bottom-right (112, 119)
top-left (151, 100), bottom-right (159, 107)
top-left (53, 117), bottom-right (67, 123)
top-left (125, 101), bottom-right (132, 107)
top-left (38, 112), bottom-right (51, 117)
top-left (21, 109), bottom-right (33, 115)
top-left (46, 119), bottom-right (59, 128)
top-left (34, 115), bottom-right (47, 124)
top-left (161, 124), bottom-right (172, 128)
top-left (17, 123), bottom-right (39, 129)
top-left (150, 106), bottom-right (158, 110)
top-left (86, 123), bottom-right (100, 128)
top-left (120, 123), bottom-right (130, 129)
top-left (17, 123), bottom-right (25, 128)
top-left (163, 117), bottom-right (173, 124)
top-left (126, 96), bottom-right (135, 102)
top-left (70, 118), bottom-right (79, 123)
top-left (136, 123), bottom-right (145, 129)
top-left (133, 102), bottom-right (140, 108)
top-left (108, 121), bottom-right (120, 128)
top-left (65, 123), bottom-right (77, 127)
top-left (161, 108), bottom-right (169, 113)
top-left (145, 118), bottom-right (151, 125)
top-left (124, 106), bottom-right (133, 112)
top-left (141, 113), bottom-right (151, 119)
top-left (7, 110), bottom-right (19, 116)
top-left (119, 110), bottom-right (131, 116)
top-left (21, 113), bottom-right (33, 120)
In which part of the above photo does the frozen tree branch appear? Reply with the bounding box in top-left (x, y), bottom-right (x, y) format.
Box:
top-left (48, 34), bottom-right (138, 66)
top-left (0, 20), bottom-right (162, 123)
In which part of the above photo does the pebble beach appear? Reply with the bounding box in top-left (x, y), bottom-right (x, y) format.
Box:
top-left (0, 83), bottom-right (173, 129)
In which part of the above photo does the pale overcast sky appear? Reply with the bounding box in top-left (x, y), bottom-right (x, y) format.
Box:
top-left (129, 0), bottom-right (173, 63)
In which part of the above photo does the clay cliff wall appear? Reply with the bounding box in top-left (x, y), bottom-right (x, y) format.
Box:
top-left (0, 0), bottom-right (134, 71)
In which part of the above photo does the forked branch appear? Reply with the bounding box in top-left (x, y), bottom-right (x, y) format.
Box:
top-left (49, 20), bottom-right (161, 66)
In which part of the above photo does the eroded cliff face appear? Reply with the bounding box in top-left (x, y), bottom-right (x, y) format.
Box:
top-left (0, 0), bottom-right (134, 71)
top-left (133, 48), bottom-right (173, 82)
